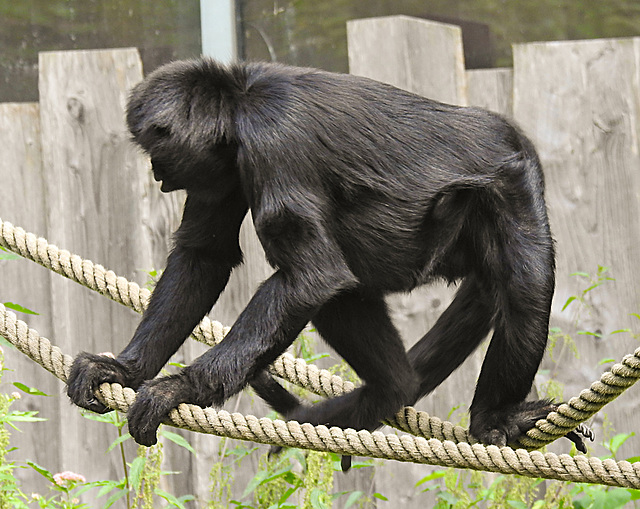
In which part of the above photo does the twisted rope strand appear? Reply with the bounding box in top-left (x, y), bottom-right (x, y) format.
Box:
top-left (1, 301), bottom-right (639, 486)
top-left (1, 218), bottom-right (638, 452)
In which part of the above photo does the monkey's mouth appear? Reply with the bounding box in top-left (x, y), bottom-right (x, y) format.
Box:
top-left (160, 180), bottom-right (180, 192)
top-left (153, 173), bottom-right (180, 192)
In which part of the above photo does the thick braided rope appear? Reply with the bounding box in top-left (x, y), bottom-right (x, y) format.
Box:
top-left (0, 303), bottom-right (639, 487)
top-left (0, 218), bottom-right (637, 449)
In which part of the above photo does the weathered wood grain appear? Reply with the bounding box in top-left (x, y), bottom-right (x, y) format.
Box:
top-left (347, 17), bottom-right (488, 507)
top-left (0, 102), bottom-right (61, 493)
top-left (36, 48), bottom-right (186, 500)
top-left (347, 15), bottom-right (467, 106)
top-left (513, 37), bottom-right (640, 459)
top-left (467, 67), bottom-right (514, 117)
top-left (3, 26), bottom-right (640, 505)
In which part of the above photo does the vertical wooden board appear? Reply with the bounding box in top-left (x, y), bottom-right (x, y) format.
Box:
top-left (188, 213), bottom-right (276, 503)
top-left (347, 15), bottom-right (467, 106)
top-left (467, 68), bottom-right (514, 117)
top-left (513, 38), bottom-right (640, 456)
top-left (0, 102), bottom-right (63, 491)
top-left (347, 16), bottom-right (484, 506)
top-left (37, 48), bottom-right (186, 491)
top-left (39, 48), bottom-right (148, 272)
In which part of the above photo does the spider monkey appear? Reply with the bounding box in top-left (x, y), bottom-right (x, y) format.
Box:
top-left (66, 58), bottom-right (589, 455)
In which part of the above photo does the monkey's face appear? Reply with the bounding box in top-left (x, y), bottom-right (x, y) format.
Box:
top-left (138, 132), bottom-right (238, 196)
top-left (126, 60), bottom-right (239, 196)
top-left (149, 157), bottom-right (182, 193)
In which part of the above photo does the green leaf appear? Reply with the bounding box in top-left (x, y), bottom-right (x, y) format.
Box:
top-left (627, 489), bottom-right (640, 501)
top-left (95, 479), bottom-right (123, 498)
top-left (277, 486), bottom-right (298, 504)
top-left (343, 491), bottom-right (363, 509)
top-left (437, 491), bottom-right (458, 505)
top-left (610, 329), bottom-right (630, 335)
top-left (106, 433), bottom-right (131, 453)
top-left (562, 295), bottom-right (578, 311)
top-left (608, 433), bottom-right (634, 455)
top-left (0, 336), bottom-right (15, 350)
top-left (263, 467), bottom-right (296, 485)
top-left (310, 488), bottom-right (329, 509)
top-left (583, 283), bottom-right (602, 294)
top-left (3, 302), bottom-right (38, 315)
top-left (82, 410), bottom-right (119, 424)
top-left (159, 429), bottom-right (196, 455)
top-left (155, 488), bottom-right (188, 509)
top-left (373, 492), bottom-right (388, 501)
top-left (577, 330), bottom-right (602, 337)
top-left (26, 461), bottom-right (55, 482)
top-left (0, 248), bottom-right (21, 260)
top-left (592, 488), bottom-right (631, 509)
top-left (344, 458), bottom-right (375, 469)
top-left (598, 358), bottom-right (615, 366)
top-left (242, 469), bottom-right (269, 499)
top-left (416, 470), bottom-right (446, 486)
top-left (304, 353), bottom-right (330, 363)
top-left (13, 382), bottom-right (50, 396)
top-left (6, 410), bottom-right (46, 422)
top-left (570, 271), bottom-right (590, 278)
top-left (75, 480), bottom-right (113, 497)
top-left (102, 489), bottom-right (128, 509)
top-left (128, 456), bottom-right (146, 490)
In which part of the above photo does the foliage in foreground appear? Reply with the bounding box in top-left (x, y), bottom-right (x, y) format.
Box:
top-left (1, 254), bottom-right (640, 507)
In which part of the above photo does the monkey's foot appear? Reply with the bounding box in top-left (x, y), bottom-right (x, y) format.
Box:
top-left (67, 352), bottom-right (132, 414)
top-left (470, 400), bottom-right (593, 453)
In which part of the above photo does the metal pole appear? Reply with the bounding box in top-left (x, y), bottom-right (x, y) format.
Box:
top-left (200, 0), bottom-right (238, 63)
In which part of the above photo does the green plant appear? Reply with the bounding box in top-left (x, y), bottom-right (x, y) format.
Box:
top-left (207, 438), bottom-right (258, 508)
top-left (412, 266), bottom-right (640, 508)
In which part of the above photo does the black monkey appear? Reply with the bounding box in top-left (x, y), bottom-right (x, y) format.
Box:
top-left (67, 58), bottom-right (583, 452)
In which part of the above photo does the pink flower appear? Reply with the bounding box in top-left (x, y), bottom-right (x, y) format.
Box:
top-left (53, 471), bottom-right (86, 486)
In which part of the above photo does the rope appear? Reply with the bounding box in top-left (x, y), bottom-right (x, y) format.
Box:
top-left (1, 217), bottom-right (640, 487)
top-left (1, 303), bottom-right (640, 487)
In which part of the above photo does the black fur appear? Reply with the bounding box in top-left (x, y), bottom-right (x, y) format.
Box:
top-left (67, 58), bottom-right (568, 451)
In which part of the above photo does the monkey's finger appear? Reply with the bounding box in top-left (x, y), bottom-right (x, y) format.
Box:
top-left (575, 423), bottom-right (595, 442)
top-left (565, 431), bottom-right (587, 453)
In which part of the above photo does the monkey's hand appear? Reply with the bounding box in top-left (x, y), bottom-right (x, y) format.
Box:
top-left (67, 352), bottom-right (132, 414)
top-left (470, 400), bottom-right (593, 453)
top-left (127, 372), bottom-right (222, 446)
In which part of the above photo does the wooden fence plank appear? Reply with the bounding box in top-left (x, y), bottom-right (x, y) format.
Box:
top-left (0, 102), bottom-right (61, 492)
top-left (513, 37), bottom-right (640, 459)
top-left (347, 15), bottom-right (467, 105)
top-left (347, 16), bottom-right (483, 507)
top-left (189, 215), bottom-right (276, 502)
top-left (467, 68), bottom-right (514, 116)
top-left (37, 48), bottom-right (186, 500)
top-left (4, 29), bottom-right (640, 505)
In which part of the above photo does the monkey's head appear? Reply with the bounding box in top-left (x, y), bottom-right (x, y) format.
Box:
top-left (126, 59), bottom-right (242, 194)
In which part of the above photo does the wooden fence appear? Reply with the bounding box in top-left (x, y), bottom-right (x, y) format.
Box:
top-left (0, 15), bottom-right (639, 507)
